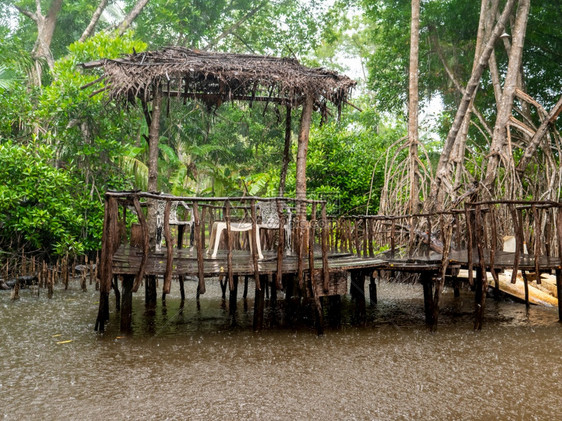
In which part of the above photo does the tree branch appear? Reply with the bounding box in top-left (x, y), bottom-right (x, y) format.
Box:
top-left (204, 1), bottom-right (267, 50)
top-left (116, 0), bottom-right (150, 36)
top-left (14, 5), bottom-right (37, 22)
top-left (79, 0), bottom-right (109, 42)
top-left (516, 94), bottom-right (562, 174)
top-left (427, 0), bottom-right (517, 210)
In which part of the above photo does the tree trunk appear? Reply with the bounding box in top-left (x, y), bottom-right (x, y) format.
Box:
top-left (451, 0), bottom-right (494, 197)
top-left (15, 0), bottom-right (64, 85)
top-left (407, 0), bottom-right (420, 214)
top-left (79, 0), bottom-right (109, 42)
top-left (116, 0), bottom-right (151, 36)
top-left (427, 0), bottom-right (517, 211)
top-left (484, 0), bottom-right (531, 193)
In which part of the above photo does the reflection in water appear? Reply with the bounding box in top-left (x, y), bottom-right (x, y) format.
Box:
top-left (1, 280), bottom-right (561, 420)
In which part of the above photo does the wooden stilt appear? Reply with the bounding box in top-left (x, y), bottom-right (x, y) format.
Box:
top-left (112, 275), bottom-right (121, 311)
top-left (94, 291), bottom-right (109, 332)
top-left (453, 276), bottom-right (460, 298)
top-left (145, 275), bottom-right (157, 309)
top-left (474, 267), bottom-right (485, 330)
top-left (522, 271), bottom-right (530, 309)
top-left (219, 273), bottom-right (227, 300)
top-left (253, 274), bottom-right (267, 331)
top-left (120, 274), bottom-right (134, 332)
top-left (350, 270), bottom-right (366, 325)
top-left (284, 274), bottom-right (296, 326)
top-left (177, 224), bottom-right (186, 302)
top-left (229, 274), bottom-right (239, 317)
top-left (243, 275), bottom-right (249, 299)
top-left (327, 295), bottom-right (342, 328)
top-left (421, 272), bottom-right (435, 327)
top-left (369, 272), bottom-right (377, 305)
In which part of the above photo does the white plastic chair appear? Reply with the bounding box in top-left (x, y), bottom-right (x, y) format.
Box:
top-left (155, 200), bottom-right (194, 251)
top-left (207, 201), bottom-right (291, 259)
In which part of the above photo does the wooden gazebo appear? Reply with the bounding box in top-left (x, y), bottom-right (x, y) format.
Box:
top-left (82, 47), bottom-right (357, 333)
top-left (82, 46), bottom-right (356, 198)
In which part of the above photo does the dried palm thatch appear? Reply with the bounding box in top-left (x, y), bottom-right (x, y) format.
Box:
top-left (82, 46), bottom-right (356, 113)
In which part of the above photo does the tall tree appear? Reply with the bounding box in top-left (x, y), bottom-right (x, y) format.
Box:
top-left (407, 0), bottom-right (420, 214)
top-left (483, 0), bottom-right (531, 195)
top-left (14, 0), bottom-right (63, 84)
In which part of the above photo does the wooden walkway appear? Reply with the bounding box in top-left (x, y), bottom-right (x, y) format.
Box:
top-left (95, 192), bottom-right (562, 334)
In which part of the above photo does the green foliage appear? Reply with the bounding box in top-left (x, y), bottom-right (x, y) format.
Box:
top-left (0, 141), bottom-right (103, 256)
top-left (303, 104), bottom-right (400, 215)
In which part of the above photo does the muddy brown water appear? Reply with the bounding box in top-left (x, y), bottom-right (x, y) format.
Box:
top-left (1, 279), bottom-right (561, 420)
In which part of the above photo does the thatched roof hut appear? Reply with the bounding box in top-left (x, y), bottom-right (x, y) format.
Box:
top-left (82, 47), bottom-right (356, 198)
top-left (83, 46), bottom-right (355, 111)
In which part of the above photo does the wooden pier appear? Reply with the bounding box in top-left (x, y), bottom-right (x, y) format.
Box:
top-left (95, 192), bottom-right (562, 334)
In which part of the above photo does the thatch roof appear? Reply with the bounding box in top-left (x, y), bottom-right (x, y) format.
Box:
top-left (82, 46), bottom-right (356, 112)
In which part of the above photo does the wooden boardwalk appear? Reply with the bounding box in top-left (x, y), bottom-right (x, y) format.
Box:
top-left (95, 192), bottom-right (562, 334)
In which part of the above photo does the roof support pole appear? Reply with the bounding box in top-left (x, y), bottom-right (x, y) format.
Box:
top-left (295, 95), bottom-right (314, 286)
top-left (147, 85), bottom-right (162, 246)
top-left (279, 105), bottom-right (292, 197)
top-left (148, 86), bottom-right (162, 192)
top-left (296, 95), bottom-right (314, 204)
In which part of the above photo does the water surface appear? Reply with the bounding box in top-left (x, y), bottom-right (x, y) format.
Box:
top-left (1, 280), bottom-right (560, 420)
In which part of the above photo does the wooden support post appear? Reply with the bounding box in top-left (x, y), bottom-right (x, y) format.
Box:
top-left (369, 272), bottom-right (377, 305)
top-left (163, 200), bottom-right (173, 296)
top-left (368, 218), bottom-right (374, 257)
top-left (177, 225), bottom-right (185, 302)
top-left (145, 275), bottom-right (157, 309)
top-left (284, 274), bottom-right (297, 327)
top-left (363, 218), bottom-right (368, 257)
top-left (276, 199), bottom-right (285, 290)
top-left (465, 206), bottom-right (474, 286)
top-left (132, 196), bottom-right (149, 292)
top-left (94, 292), bottom-right (109, 332)
top-left (556, 269), bottom-right (562, 322)
top-left (253, 274), bottom-right (267, 331)
top-left (112, 275), bottom-right (121, 311)
top-left (321, 203), bottom-right (329, 292)
top-left (327, 295), bottom-right (342, 328)
top-left (421, 271), bottom-right (435, 327)
top-left (522, 270), bottom-right (530, 309)
top-left (229, 274), bottom-right (239, 318)
top-left (120, 274), bottom-right (134, 332)
top-left (96, 194), bottom-right (120, 330)
top-left (243, 275), bottom-right (249, 299)
top-left (250, 200), bottom-right (261, 291)
top-left (453, 276), bottom-right (460, 298)
top-left (192, 202), bottom-right (206, 295)
top-left (350, 270), bottom-right (366, 325)
top-left (532, 205), bottom-right (541, 284)
top-left (225, 200), bottom-right (234, 291)
top-left (474, 267), bottom-right (485, 330)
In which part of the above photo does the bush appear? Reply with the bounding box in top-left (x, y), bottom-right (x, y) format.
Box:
top-left (0, 141), bottom-right (102, 256)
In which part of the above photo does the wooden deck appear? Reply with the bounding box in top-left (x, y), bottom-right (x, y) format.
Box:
top-left (95, 192), bottom-right (562, 334)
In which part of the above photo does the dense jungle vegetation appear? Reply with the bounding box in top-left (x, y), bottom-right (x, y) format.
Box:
top-left (0, 0), bottom-right (560, 258)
